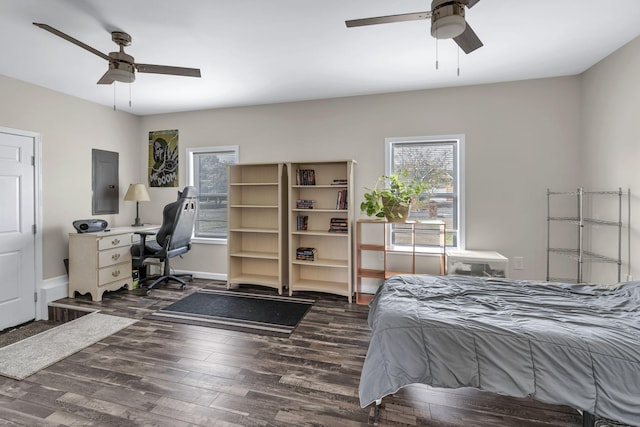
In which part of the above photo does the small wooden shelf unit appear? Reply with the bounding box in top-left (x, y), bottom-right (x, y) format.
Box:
top-left (355, 219), bottom-right (446, 305)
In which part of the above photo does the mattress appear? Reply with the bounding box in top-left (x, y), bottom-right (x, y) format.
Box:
top-left (359, 274), bottom-right (640, 426)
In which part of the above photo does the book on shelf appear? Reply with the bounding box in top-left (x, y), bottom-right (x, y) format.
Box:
top-left (331, 178), bottom-right (348, 186)
top-left (296, 199), bottom-right (315, 209)
top-left (328, 217), bottom-right (349, 233)
top-left (296, 169), bottom-right (316, 186)
top-left (296, 215), bottom-right (309, 231)
top-left (296, 247), bottom-right (318, 261)
top-left (335, 190), bottom-right (348, 210)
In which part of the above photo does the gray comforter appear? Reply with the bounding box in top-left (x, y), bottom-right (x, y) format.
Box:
top-left (359, 275), bottom-right (640, 426)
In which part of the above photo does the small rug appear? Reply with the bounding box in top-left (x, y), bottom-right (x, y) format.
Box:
top-left (0, 312), bottom-right (136, 380)
top-left (146, 289), bottom-right (314, 336)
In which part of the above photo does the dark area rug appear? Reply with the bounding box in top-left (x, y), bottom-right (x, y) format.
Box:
top-left (145, 288), bottom-right (314, 336)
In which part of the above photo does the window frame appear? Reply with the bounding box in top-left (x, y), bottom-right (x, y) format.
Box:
top-left (186, 145), bottom-right (239, 244)
top-left (385, 135), bottom-right (465, 250)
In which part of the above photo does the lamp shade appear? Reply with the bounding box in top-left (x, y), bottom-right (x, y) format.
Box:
top-left (124, 183), bottom-right (150, 202)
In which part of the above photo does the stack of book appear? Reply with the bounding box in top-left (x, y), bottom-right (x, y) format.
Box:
top-left (296, 215), bottom-right (309, 231)
top-left (331, 178), bottom-right (348, 186)
top-left (296, 169), bottom-right (316, 185)
top-left (296, 199), bottom-right (314, 209)
top-left (335, 190), bottom-right (348, 209)
top-left (296, 247), bottom-right (317, 261)
top-left (328, 218), bottom-right (348, 233)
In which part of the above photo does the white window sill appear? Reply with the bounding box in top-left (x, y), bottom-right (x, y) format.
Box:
top-left (192, 237), bottom-right (228, 245)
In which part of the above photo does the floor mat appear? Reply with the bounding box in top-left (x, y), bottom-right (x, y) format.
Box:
top-left (145, 288), bottom-right (314, 336)
top-left (0, 312), bottom-right (136, 380)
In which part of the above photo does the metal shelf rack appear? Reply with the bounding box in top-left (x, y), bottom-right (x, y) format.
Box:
top-left (546, 187), bottom-right (630, 283)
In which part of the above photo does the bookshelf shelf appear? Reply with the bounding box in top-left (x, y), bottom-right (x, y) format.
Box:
top-left (229, 251), bottom-right (279, 260)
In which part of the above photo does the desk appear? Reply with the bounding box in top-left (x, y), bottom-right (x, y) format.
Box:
top-left (68, 225), bottom-right (159, 301)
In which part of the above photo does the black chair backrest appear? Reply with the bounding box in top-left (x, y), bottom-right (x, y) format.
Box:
top-left (156, 186), bottom-right (197, 254)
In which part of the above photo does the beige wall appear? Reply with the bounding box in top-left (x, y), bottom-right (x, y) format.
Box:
top-left (140, 76), bottom-right (582, 280)
top-left (0, 74), bottom-right (141, 280)
top-left (12, 36), bottom-right (639, 284)
top-left (580, 36), bottom-right (640, 283)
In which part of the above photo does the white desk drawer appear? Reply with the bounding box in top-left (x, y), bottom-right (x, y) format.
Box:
top-left (98, 263), bottom-right (129, 286)
top-left (98, 234), bottom-right (131, 251)
top-left (99, 246), bottom-right (132, 267)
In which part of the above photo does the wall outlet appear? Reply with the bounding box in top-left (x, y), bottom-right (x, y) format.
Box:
top-left (513, 256), bottom-right (524, 270)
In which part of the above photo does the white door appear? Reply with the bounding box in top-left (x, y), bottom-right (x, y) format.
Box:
top-left (0, 129), bottom-right (36, 331)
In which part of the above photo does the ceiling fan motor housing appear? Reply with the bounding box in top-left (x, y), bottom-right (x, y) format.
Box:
top-left (430, 0), bottom-right (466, 39)
top-left (107, 50), bottom-right (135, 83)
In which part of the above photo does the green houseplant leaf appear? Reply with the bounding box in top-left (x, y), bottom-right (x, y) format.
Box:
top-left (360, 171), bottom-right (427, 221)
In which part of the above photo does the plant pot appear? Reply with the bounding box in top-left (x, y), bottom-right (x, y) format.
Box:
top-left (382, 196), bottom-right (411, 222)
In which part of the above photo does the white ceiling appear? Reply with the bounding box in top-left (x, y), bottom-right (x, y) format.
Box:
top-left (1, 1), bottom-right (639, 116)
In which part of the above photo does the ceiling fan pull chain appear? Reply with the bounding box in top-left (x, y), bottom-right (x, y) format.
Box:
top-left (435, 28), bottom-right (439, 70)
top-left (129, 83), bottom-right (132, 108)
top-left (457, 46), bottom-right (460, 76)
top-left (113, 83), bottom-right (116, 111)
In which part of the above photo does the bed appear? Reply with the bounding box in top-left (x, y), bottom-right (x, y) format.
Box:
top-left (358, 274), bottom-right (640, 426)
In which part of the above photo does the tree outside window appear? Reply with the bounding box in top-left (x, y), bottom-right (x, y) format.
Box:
top-left (387, 137), bottom-right (463, 249)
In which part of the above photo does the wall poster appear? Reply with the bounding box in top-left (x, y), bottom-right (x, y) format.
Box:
top-left (148, 129), bottom-right (179, 187)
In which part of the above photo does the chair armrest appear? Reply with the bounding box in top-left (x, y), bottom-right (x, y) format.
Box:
top-left (133, 230), bottom-right (158, 255)
top-left (134, 230), bottom-right (157, 236)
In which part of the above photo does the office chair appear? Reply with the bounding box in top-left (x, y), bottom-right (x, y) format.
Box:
top-left (133, 186), bottom-right (197, 295)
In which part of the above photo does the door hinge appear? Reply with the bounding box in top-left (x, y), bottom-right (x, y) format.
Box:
top-left (31, 155), bottom-right (35, 166)
top-left (34, 292), bottom-right (38, 302)
top-left (32, 224), bottom-right (37, 234)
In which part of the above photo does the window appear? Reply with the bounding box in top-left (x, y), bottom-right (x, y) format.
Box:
top-left (187, 146), bottom-right (239, 241)
top-left (386, 135), bottom-right (465, 250)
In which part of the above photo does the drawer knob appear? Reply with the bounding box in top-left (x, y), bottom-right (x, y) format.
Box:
top-left (112, 238), bottom-right (120, 246)
top-left (112, 270), bottom-right (120, 277)
top-left (112, 253), bottom-right (121, 261)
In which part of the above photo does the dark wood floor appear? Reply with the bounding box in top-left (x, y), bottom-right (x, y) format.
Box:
top-left (0, 279), bottom-right (583, 426)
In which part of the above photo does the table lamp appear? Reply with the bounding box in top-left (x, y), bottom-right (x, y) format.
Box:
top-left (124, 183), bottom-right (150, 226)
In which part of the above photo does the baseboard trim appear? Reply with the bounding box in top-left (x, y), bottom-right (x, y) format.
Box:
top-left (39, 275), bottom-right (69, 320)
top-left (174, 270), bottom-right (227, 282)
top-left (38, 271), bottom-right (226, 320)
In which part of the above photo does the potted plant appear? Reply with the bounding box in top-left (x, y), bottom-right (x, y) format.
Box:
top-left (360, 172), bottom-right (426, 222)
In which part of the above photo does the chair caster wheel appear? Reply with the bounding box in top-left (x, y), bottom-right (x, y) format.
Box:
top-left (146, 290), bottom-right (152, 296)
top-left (180, 285), bottom-right (186, 290)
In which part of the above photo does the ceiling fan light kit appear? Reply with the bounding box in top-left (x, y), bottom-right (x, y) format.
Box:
top-left (430, 0), bottom-right (466, 39)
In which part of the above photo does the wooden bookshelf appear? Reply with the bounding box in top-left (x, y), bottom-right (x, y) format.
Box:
top-left (227, 163), bottom-right (287, 294)
top-left (287, 160), bottom-right (356, 302)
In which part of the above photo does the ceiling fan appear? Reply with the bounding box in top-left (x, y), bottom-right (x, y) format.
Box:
top-left (32, 23), bottom-right (201, 84)
top-left (345, 0), bottom-right (483, 54)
